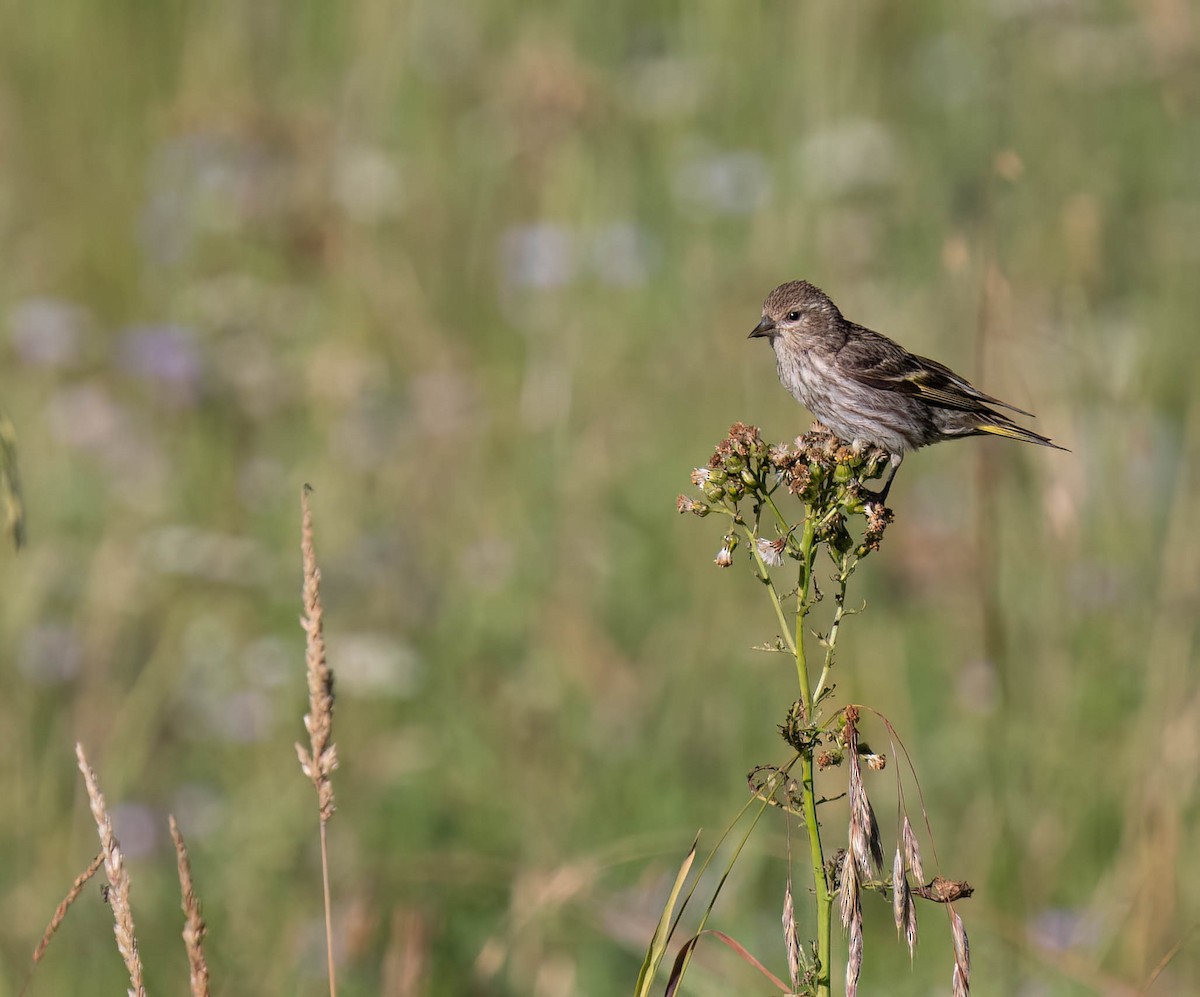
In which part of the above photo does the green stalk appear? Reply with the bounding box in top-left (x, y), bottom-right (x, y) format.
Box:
top-left (794, 517), bottom-right (818, 708)
top-left (793, 513), bottom-right (831, 995)
top-left (813, 554), bottom-right (853, 705)
top-left (740, 521), bottom-right (798, 656)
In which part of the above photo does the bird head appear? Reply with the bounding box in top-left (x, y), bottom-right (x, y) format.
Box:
top-left (749, 280), bottom-right (844, 346)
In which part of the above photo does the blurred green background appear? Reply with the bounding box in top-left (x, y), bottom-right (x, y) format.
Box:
top-left (1, 1), bottom-right (1197, 994)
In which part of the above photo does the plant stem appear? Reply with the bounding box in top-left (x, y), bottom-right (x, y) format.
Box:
top-left (319, 818), bottom-right (337, 997)
top-left (793, 514), bottom-right (831, 995)
top-left (794, 518), bottom-right (817, 709)
top-left (741, 521), bottom-right (798, 656)
top-left (813, 555), bottom-right (853, 705)
top-left (799, 750), bottom-right (832, 995)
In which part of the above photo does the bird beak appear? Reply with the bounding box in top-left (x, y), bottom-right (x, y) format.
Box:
top-left (748, 316), bottom-right (776, 339)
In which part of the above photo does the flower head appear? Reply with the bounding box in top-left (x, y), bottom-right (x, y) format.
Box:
top-left (756, 536), bottom-right (786, 567)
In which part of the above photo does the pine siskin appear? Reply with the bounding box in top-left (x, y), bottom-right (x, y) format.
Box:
top-left (749, 280), bottom-right (1066, 503)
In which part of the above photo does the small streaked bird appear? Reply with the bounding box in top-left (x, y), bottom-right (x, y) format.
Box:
top-left (749, 280), bottom-right (1066, 503)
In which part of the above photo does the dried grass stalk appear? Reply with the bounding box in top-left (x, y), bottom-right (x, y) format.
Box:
top-left (29, 850), bottom-right (104, 967)
top-left (950, 908), bottom-right (970, 996)
top-left (838, 851), bottom-right (857, 931)
top-left (891, 847), bottom-right (905, 937)
top-left (295, 485), bottom-right (338, 822)
top-left (782, 876), bottom-right (800, 993)
top-left (845, 879), bottom-right (863, 997)
top-left (892, 845), bottom-right (918, 960)
top-left (295, 486), bottom-right (339, 997)
top-left (901, 814), bottom-right (924, 884)
top-left (75, 743), bottom-right (146, 997)
top-left (903, 884), bottom-right (918, 961)
top-left (0, 414), bottom-right (26, 549)
top-left (169, 815), bottom-right (210, 997)
top-left (845, 714), bottom-right (883, 876)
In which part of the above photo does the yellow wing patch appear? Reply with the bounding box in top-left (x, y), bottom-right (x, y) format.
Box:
top-left (976, 424), bottom-right (1031, 441)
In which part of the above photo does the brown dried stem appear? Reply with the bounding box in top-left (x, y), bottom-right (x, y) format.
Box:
top-left (75, 743), bottom-right (146, 997)
top-left (23, 849), bottom-right (104, 991)
top-left (169, 815), bottom-right (210, 997)
top-left (294, 485), bottom-right (338, 997)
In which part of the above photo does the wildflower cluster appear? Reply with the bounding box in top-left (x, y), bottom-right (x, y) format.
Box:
top-left (677, 422), bottom-right (894, 570)
top-left (660, 422), bottom-right (973, 997)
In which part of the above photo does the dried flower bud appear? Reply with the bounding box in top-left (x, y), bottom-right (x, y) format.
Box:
top-left (816, 749), bottom-right (843, 769)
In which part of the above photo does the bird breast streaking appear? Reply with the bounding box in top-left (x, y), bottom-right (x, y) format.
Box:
top-left (748, 279), bottom-right (1067, 503)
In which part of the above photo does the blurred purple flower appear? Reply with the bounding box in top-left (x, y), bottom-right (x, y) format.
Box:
top-left (8, 298), bottom-right (87, 367)
top-left (118, 325), bottom-right (203, 403)
top-left (1029, 907), bottom-right (1100, 952)
top-left (110, 801), bottom-right (161, 858)
top-left (170, 783), bottom-right (224, 841)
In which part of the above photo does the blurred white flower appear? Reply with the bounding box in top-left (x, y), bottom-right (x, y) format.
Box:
top-left (673, 147), bottom-right (771, 216)
top-left (333, 145), bottom-right (405, 223)
top-left (45, 383), bottom-right (123, 451)
top-left (500, 223), bottom-right (577, 289)
top-left (589, 221), bottom-right (658, 287)
top-left (210, 689), bottom-right (276, 743)
top-left (331, 632), bottom-right (421, 698)
top-left (794, 119), bottom-right (901, 197)
top-left (140, 525), bottom-right (268, 586)
top-left (625, 56), bottom-right (710, 120)
top-left (8, 298), bottom-right (87, 367)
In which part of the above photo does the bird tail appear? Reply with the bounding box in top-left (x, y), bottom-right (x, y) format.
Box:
top-left (975, 420), bottom-right (1069, 452)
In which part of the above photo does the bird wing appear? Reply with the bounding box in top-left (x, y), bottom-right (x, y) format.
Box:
top-left (837, 328), bottom-right (1035, 417)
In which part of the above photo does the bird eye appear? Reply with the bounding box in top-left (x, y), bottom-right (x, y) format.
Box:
top-left (786, 310), bottom-right (802, 322)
